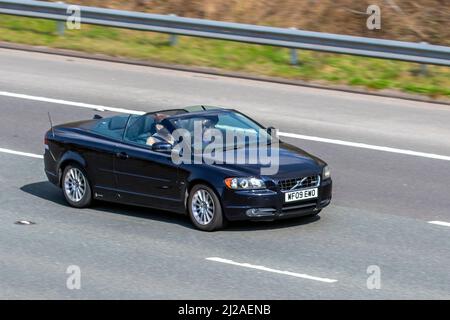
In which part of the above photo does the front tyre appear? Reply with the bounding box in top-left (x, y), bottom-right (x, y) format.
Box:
top-left (62, 164), bottom-right (92, 208)
top-left (188, 184), bottom-right (225, 231)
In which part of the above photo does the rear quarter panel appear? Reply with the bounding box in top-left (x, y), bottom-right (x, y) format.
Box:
top-left (45, 127), bottom-right (117, 189)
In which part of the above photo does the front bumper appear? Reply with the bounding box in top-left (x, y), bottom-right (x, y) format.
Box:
top-left (221, 178), bottom-right (332, 221)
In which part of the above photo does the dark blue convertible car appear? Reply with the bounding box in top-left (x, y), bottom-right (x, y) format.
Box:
top-left (44, 106), bottom-right (332, 231)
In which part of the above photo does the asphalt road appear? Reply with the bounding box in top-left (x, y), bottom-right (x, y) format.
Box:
top-left (0, 48), bottom-right (449, 299)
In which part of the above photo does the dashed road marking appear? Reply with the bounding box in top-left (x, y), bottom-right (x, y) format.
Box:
top-left (428, 221), bottom-right (450, 228)
top-left (206, 257), bottom-right (338, 283)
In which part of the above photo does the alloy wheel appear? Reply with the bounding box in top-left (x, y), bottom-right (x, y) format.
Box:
top-left (191, 189), bottom-right (215, 225)
top-left (64, 167), bottom-right (87, 203)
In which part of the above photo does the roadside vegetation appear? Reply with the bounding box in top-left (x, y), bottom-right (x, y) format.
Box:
top-left (49, 0), bottom-right (450, 46)
top-left (0, 14), bottom-right (449, 98)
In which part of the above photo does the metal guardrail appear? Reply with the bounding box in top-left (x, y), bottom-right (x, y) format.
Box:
top-left (0, 0), bottom-right (449, 66)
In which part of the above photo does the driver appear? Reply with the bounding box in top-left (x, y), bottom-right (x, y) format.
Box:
top-left (146, 122), bottom-right (175, 146)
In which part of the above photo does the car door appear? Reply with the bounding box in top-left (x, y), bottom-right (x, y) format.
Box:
top-left (113, 142), bottom-right (182, 210)
top-left (113, 114), bottom-right (183, 210)
top-left (82, 115), bottom-right (130, 201)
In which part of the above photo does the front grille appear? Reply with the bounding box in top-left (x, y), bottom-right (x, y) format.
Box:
top-left (278, 175), bottom-right (320, 191)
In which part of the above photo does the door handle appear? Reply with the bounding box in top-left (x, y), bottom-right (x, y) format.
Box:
top-left (116, 152), bottom-right (129, 159)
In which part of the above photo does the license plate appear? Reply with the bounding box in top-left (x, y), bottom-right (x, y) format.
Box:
top-left (284, 188), bottom-right (318, 202)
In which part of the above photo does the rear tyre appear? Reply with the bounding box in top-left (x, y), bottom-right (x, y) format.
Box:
top-left (62, 164), bottom-right (92, 208)
top-left (188, 184), bottom-right (225, 231)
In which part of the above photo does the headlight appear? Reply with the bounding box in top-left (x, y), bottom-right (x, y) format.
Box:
top-left (323, 165), bottom-right (331, 179)
top-left (224, 177), bottom-right (266, 190)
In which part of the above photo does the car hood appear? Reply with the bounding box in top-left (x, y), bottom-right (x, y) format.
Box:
top-left (204, 141), bottom-right (325, 179)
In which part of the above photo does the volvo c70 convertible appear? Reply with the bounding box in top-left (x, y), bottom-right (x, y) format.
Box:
top-left (44, 106), bottom-right (332, 231)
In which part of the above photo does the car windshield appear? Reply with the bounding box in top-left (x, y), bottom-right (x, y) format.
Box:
top-left (168, 111), bottom-right (271, 149)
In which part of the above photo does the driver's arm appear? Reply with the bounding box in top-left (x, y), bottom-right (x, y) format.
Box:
top-left (146, 136), bottom-right (157, 146)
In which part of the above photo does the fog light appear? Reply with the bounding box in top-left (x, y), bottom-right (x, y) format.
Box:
top-left (246, 208), bottom-right (276, 217)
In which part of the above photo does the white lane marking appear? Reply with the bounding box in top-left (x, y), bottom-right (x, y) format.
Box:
top-left (278, 132), bottom-right (450, 162)
top-left (0, 92), bottom-right (448, 229)
top-left (2, 90), bottom-right (450, 162)
top-left (0, 147), bottom-right (43, 159)
top-left (0, 91), bottom-right (144, 115)
top-left (428, 221), bottom-right (450, 227)
top-left (206, 257), bottom-right (338, 283)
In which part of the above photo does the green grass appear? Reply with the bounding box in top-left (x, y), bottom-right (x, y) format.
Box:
top-left (1, 14), bottom-right (449, 98)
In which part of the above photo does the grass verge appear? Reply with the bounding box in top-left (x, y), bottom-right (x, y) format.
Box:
top-left (0, 14), bottom-right (449, 98)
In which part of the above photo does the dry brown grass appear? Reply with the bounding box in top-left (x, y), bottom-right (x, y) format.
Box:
top-left (48, 0), bottom-right (449, 45)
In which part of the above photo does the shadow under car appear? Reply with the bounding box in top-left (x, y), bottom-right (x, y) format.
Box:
top-left (20, 181), bottom-right (320, 232)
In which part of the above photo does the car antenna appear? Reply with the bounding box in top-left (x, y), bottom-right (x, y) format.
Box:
top-left (47, 112), bottom-right (55, 137)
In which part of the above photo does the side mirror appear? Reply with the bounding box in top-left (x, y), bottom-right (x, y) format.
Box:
top-left (151, 142), bottom-right (172, 153)
top-left (267, 126), bottom-right (276, 136)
